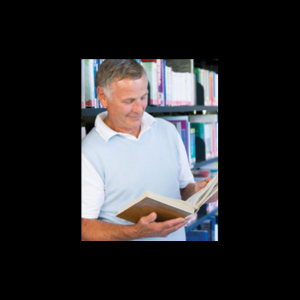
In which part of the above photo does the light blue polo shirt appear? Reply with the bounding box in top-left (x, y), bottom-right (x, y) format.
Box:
top-left (82, 111), bottom-right (194, 241)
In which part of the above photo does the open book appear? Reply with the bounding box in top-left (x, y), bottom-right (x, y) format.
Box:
top-left (116, 175), bottom-right (218, 223)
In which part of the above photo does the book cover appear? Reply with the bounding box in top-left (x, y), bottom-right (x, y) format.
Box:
top-left (116, 191), bottom-right (195, 223)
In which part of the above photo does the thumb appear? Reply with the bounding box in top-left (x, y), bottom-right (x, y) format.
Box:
top-left (143, 212), bottom-right (157, 224)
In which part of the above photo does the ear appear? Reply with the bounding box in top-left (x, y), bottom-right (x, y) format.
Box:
top-left (97, 86), bottom-right (108, 108)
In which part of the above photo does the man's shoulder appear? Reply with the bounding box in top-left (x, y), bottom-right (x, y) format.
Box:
top-left (82, 128), bottom-right (105, 151)
top-left (153, 117), bottom-right (178, 132)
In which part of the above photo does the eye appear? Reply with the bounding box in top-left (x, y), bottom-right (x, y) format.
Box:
top-left (123, 99), bottom-right (134, 104)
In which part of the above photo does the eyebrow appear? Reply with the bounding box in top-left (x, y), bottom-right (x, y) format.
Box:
top-left (121, 92), bottom-right (148, 102)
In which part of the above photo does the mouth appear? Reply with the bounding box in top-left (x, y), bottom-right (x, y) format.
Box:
top-left (128, 115), bottom-right (142, 120)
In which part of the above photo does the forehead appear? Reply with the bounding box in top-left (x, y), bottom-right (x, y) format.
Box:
top-left (111, 74), bottom-right (148, 97)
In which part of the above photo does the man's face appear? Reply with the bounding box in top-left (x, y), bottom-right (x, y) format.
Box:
top-left (103, 74), bottom-right (148, 136)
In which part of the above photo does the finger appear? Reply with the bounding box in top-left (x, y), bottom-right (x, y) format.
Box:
top-left (205, 177), bottom-right (213, 183)
top-left (185, 216), bottom-right (192, 222)
top-left (206, 191), bottom-right (218, 203)
top-left (195, 180), bottom-right (207, 192)
top-left (141, 212), bottom-right (157, 224)
top-left (163, 218), bottom-right (187, 236)
top-left (197, 181), bottom-right (207, 188)
top-left (164, 217), bottom-right (186, 228)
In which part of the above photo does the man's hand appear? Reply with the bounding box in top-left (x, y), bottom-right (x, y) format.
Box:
top-left (195, 177), bottom-right (218, 191)
top-left (134, 212), bottom-right (188, 239)
top-left (195, 177), bottom-right (210, 192)
top-left (195, 177), bottom-right (218, 203)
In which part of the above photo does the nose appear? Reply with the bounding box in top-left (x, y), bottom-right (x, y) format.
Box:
top-left (132, 100), bottom-right (144, 114)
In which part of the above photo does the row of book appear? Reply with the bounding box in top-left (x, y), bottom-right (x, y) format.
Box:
top-left (81, 59), bottom-right (105, 108)
top-left (161, 113), bottom-right (218, 167)
top-left (81, 59), bottom-right (218, 108)
top-left (194, 67), bottom-right (218, 106)
top-left (141, 59), bottom-right (195, 106)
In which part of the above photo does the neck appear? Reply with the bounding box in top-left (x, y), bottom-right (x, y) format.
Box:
top-left (104, 118), bottom-right (141, 139)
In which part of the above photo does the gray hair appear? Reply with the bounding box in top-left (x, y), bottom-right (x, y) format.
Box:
top-left (95, 59), bottom-right (148, 100)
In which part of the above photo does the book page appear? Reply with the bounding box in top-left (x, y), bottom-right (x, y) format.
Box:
top-left (195, 186), bottom-right (218, 209)
top-left (117, 191), bottom-right (195, 215)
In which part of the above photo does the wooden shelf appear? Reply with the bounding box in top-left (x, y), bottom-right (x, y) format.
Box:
top-left (191, 157), bottom-right (218, 170)
top-left (81, 105), bottom-right (218, 117)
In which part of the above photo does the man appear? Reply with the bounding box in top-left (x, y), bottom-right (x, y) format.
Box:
top-left (81, 59), bottom-right (218, 241)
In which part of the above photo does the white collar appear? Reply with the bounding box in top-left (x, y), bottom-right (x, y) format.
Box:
top-left (95, 111), bottom-right (157, 142)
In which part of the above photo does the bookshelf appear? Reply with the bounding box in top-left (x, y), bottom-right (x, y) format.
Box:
top-left (81, 105), bottom-right (217, 117)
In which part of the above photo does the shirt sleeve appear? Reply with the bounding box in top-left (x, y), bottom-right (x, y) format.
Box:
top-left (81, 153), bottom-right (105, 219)
top-left (177, 132), bottom-right (195, 188)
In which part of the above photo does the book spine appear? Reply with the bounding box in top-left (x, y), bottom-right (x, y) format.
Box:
top-left (180, 73), bottom-right (185, 105)
top-left (141, 59), bottom-right (157, 62)
top-left (166, 65), bottom-right (172, 106)
top-left (210, 71), bottom-right (213, 105)
top-left (212, 71), bottom-right (216, 106)
top-left (81, 59), bottom-right (85, 108)
top-left (93, 59), bottom-right (98, 108)
top-left (190, 128), bottom-right (196, 164)
top-left (84, 59), bottom-right (96, 108)
top-left (157, 59), bottom-right (162, 106)
top-left (162, 59), bottom-right (166, 106)
top-left (204, 70), bottom-right (209, 105)
top-left (212, 122), bottom-right (215, 158)
top-left (141, 62), bottom-right (158, 106)
top-left (215, 73), bottom-right (218, 106)
top-left (194, 68), bottom-right (200, 83)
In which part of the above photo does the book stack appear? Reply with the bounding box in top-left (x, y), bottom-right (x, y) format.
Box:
top-left (81, 59), bottom-right (106, 109)
top-left (141, 59), bottom-right (196, 107)
top-left (189, 114), bottom-right (218, 161)
top-left (161, 114), bottom-right (218, 167)
top-left (194, 67), bottom-right (218, 106)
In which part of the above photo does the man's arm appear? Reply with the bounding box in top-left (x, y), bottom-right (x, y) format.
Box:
top-left (180, 183), bottom-right (197, 200)
top-left (81, 212), bottom-right (187, 241)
